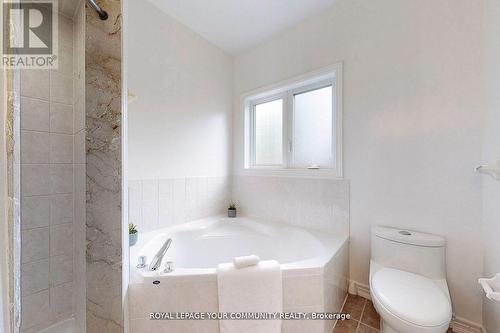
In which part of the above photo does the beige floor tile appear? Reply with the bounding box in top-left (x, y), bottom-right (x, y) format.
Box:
top-left (357, 323), bottom-right (379, 333)
top-left (343, 294), bottom-right (366, 321)
top-left (333, 319), bottom-right (359, 333)
top-left (361, 300), bottom-right (380, 330)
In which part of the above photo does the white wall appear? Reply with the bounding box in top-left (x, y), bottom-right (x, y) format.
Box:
top-left (232, 0), bottom-right (484, 324)
top-left (127, 1), bottom-right (233, 232)
top-left (482, 1), bottom-right (500, 331)
top-left (127, 0), bottom-right (233, 181)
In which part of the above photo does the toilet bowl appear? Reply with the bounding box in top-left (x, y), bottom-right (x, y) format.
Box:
top-left (369, 227), bottom-right (452, 333)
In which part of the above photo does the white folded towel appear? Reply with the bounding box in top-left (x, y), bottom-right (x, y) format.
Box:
top-left (217, 260), bottom-right (282, 333)
top-left (233, 255), bottom-right (260, 269)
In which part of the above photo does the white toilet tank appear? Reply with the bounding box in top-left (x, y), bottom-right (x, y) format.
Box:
top-left (371, 226), bottom-right (446, 279)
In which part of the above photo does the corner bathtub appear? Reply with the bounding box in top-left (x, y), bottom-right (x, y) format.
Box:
top-left (129, 216), bottom-right (349, 333)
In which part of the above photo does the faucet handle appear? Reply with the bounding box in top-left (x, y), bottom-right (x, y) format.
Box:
top-left (137, 256), bottom-right (147, 269)
top-left (163, 261), bottom-right (174, 274)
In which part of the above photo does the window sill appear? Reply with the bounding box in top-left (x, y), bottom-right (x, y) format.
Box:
top-left (238, 167), bottom-right (343, 179)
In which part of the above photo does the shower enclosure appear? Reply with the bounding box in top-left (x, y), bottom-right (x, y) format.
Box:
top-left (2, 0), bottom-right (125, 332)
top-left (11, 2), bottom-right (86, 332)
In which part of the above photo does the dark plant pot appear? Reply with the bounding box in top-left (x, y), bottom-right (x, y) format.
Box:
top-left (129, 232), bottom-right (138, 246)
top-left (228, 208), bottom-right (237, 218)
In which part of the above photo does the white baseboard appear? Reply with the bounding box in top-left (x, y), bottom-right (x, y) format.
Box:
top-left (451, 316), bottom-right (483, 333)
top-left (348, 280), bottom-right (371, 300)
top-left (348, 280), bottom-right (483, 333)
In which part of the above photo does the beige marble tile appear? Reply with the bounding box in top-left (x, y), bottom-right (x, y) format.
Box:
top-left (73, 163), bottom-right (87, 331)
top-left (50, 194), bottom-right (73, 225)
top-left (73, 130), bottom-right (85, 163)
top-left (50, 223), bottom-right (74, 256)
top-left (58, 15), bottom-right (74, 49)
top-left (50, 133), bottom-right (74, 163)
top-left (21, 70), bottom-right (50, 100)
top-left (21, 259), bottom-right (50, 296)
top-left (22, 196), bottom-right (50, 230)
top-left (85, 0), bottom-right (123, 330)
top-left (50, 255), bottom-right (73, 286)
top-left (54, 43), bottom-right (74, 76)
top-left (59, 0), bottom-right (80, 18)
top-left (21, 97), bottom-right (50, 131)
top-left (50, 103), bottom-right (74, 134)
top-left (21, 131), bottom-right (50, 164)
top-left (19, 10), bottom-right (78, 333)
top-left (22, 164), bottom-right (51, 196)
top-left (21, 290), bottom-right (50, 330)
top-left (21, 164), bottom-right (50, 196)
top-left (50, 71), bottom-right (73, 105)
top-left (73, 164), bottom-right (86, 226)
top-left (50, 164), bottom-right (74, 194)
top-left (74, 95), bottom-right (85, 132)
top-left (50, 282), bottom-right (74, 320)
top-left (22, 227), bottom-right (50, 263)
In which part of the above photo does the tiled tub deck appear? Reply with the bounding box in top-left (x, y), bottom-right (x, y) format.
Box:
top-left (129, 239), bottom-right (349, 333)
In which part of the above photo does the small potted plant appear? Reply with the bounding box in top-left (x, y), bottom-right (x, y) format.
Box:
top-left (129, 223), bottom-right (138, 246)
top-left (228, 202), bottom-right (237, 218)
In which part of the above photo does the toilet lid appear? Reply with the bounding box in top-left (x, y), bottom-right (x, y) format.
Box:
top-left (371, 268), bottom-right (451, 327)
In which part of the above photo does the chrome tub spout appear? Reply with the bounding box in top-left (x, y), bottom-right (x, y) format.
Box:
top-left (148, 238), bottom-right (172, 271)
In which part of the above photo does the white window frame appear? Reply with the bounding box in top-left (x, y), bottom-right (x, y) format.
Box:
top-left (243, 63), bottom-right (343, 179)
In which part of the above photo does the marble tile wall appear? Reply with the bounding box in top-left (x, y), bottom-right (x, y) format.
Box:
top-left (85, 1), bottom-right (123, 332)
top-left (129, 176), bottom-right (231, 232)
top-left (232, 175), bottom-right (350, 234)
top-left (19, 14), bottom-right (76, 333)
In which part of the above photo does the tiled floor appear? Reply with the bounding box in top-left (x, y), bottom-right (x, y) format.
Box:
top-left (333, 294), bottom-right (380, 333)
top-left (333, 294), bottom-right (454, 333)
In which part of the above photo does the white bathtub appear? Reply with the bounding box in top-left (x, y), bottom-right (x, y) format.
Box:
top-left (129, 216), bottom-right (349, 333)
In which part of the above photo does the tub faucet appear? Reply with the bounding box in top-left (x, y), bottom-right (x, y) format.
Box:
top-left (149, 238), bottom-right (172, 271)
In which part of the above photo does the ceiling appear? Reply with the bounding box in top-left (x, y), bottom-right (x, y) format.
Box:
top-left (147, 0), bottom-right (337, 55)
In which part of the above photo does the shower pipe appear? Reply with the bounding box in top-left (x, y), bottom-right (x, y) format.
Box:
top-left (86, 0), bottom-right (108, 20)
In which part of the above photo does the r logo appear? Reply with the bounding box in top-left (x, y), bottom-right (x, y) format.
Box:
top-left (3, 2), bottom-right (53, 54)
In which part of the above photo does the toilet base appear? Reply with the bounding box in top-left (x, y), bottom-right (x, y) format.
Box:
top-left (381, 319), bottom-right (399, 333)
top-left (380, 317), bottom-right (451, 333)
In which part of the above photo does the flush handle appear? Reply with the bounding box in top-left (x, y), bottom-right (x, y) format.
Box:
top-left (479, 274), bottom-right (500, 303)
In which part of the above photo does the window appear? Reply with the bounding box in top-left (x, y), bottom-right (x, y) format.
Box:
top-left (254, 99), bottom-right (283, 166)
top-left (292, 85), bottom-right (333, 168)
top-left (245, 64), bottom-right (342, 177)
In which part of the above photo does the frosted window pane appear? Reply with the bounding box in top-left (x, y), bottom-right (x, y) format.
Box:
top-left (255, 99), bottom-right (283, 165)
top-left (293, 86), bottom-right (333, 167)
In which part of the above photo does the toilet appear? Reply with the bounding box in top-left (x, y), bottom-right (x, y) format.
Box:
top-left (369, 226), bottom-right (452, 333)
